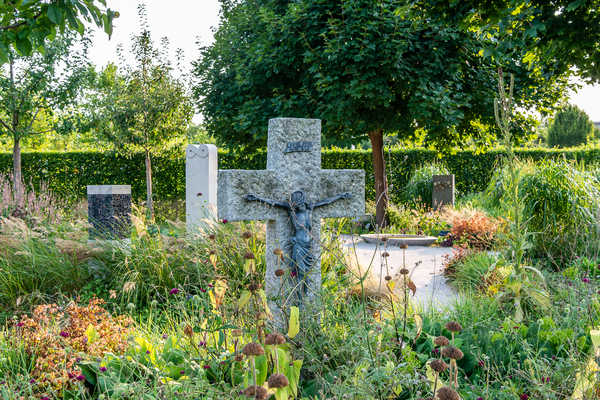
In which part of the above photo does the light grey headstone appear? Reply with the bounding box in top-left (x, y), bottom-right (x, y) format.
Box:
top-left (218, 118), bottom-right (365, 325)
top-left (432, 174), bottom-right (455, 210)
top-left (87, 185), bottom-right (132, 240)
top-left (186, 144), bottom-right (218, 231)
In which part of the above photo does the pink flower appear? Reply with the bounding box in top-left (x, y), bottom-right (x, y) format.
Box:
top-left (582, 277), bottom-right (590, 283)
top-left (222, 219), bottom-right (228, 224)
top-left (520, 394), bottom-right (529, 400)
top-left (478, 360), bottom-right (485, 367)
top-left (59, 331), bottom-right (69, 338)
top-left (76, 375), bottom-right (85, 381)
top-left (99, 366), bottom-right (107, 372)
top-left (200, 288), bottom-right (206, 293)
top-left (290, 270), bottom-right (297, 278)
top-left (169, 288), bottom-right (180, 295)
top-left (16, 322), bottom-right (24, 327)
top-left (203, 365), bottom-right (210, 369)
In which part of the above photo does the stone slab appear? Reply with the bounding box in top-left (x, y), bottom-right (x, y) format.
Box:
top-left (186, 144), bottom-right (218, 231)
top-left (360, 234), bottom-right (438, 247)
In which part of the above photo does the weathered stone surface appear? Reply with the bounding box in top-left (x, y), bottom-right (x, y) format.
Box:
top-left (218, 118), bottom-right (365, 324)
top-left (87, 185), bottom-right (131, 240)
top-left (186, 144), bottom-right (218, 231)
top-left (432, 174), bottom-right (455, 210)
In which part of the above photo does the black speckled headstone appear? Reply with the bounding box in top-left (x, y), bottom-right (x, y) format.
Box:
top-left (432, 175), bottom-right (455, 210)
top-left (87, 185), bottom-right (132, 240)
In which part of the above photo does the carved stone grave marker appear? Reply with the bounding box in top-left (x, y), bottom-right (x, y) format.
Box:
top-left (218, 118), bottom-right (365, 323)
top-left (186, 144), bottom-right (218, 231)
top-left (432, 174), bottom-right (455, 210)
top-left (87, 185), bottom-right (132, 240)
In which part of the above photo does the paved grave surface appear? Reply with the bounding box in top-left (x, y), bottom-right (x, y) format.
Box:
top-left (341, 235), bottom-right (458, 310)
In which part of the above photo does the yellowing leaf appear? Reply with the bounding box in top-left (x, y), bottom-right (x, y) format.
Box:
top-left (287, 306), bottom-right (299, 339)
top-left (85, 324), bottom-right (98, 345)
top-left (238, 290), bottom-right (252, 309)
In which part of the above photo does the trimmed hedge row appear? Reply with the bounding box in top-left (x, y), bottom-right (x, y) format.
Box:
top-left (2, 148), bottom-right (600, 203)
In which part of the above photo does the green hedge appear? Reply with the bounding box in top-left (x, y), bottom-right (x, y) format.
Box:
top-left (2, 148), bottom-right (600, 203)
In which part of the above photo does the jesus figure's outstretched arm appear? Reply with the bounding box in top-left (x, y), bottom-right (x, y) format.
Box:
top-left (243, 194), bottom-right (290, 209)
top-left (311, 192), bottom-right (352, 208)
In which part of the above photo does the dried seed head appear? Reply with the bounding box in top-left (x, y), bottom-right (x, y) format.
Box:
top-left (437, 386), bottom-right (460, 400)
top-left (208, 234), bottom-right (216, 240)
top-left (256, 312), bottom-right (267, 320)
top-left (242, 342), bottom-right (265, 357)
top-left (381, 236), bottom-right (388, 242)
top-left (430, 359), bottom-right (449, 373)
top-left (244, 252), bottom-right (255, 260)
top-left (209, 249), bottom-right (216, 255)
top-left (273, 248), bottom-right (283, 256)
top-left (275, 269), bottom-right (285, 277)
top-left (434, 336), bottom-right (450, 347)
top-left (382, 252), bottom-right (390, 258)
top-left (268, 373), bottom-right (289, 388)
top-left (265, 333), bottom-right (286, 346)
top-left (242, 231), bottom-right (252, 239)
top-left (445, 321), bottom-right (463, 333)
top-left (231, 329), bottom-right (242, 337)
top-left (243, 385), bottom-right (268, 399)
top-left (399, 268), bottom-right (410, 275)
top-left (385, 275), bottom-right (392, 281)
top-left (248, 282), bottom-right (261, 291)
top-left (235, 353), bottom-right (244, 362)
top-left (441, 346), bottom-right (464, 360)
top-left (183, 324), bottom-right (194, 338)
top-left (400, 244), bottom-right (408, 249)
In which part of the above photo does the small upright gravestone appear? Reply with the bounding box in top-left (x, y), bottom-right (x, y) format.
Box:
top-left (87, 185), bottom-right (132, 240)
top-left (432, 174), bottom-right (455, 210)
top-left (218, 118), bottom-right (365, 324)
top-left (186, 144), bottom-right (218, 231)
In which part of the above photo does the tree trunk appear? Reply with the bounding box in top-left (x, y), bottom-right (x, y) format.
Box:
top-left (13, 136), bottom-right (23, 207)
top-left (369, 128), bottom-right (388, 228)
top-left (145, 150), bottom-right (154, 220)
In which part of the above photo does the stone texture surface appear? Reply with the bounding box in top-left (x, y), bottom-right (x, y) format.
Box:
top-left (218, 118), bottom-right (365, 324)
top-left (432, 174), bottom-right (455, 210)
top-left (361, 234), bottom-right (438, 247)
top-left (87, 185), bottom-right (131, 240)
top-left (186, 144), bottom-right (218, 231)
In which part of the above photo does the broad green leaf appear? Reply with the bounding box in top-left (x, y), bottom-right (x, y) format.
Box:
top-left (47, 4), bottom-right (63, 25)
top-left (238, 290), bottom-right (252, 309)
top-left (287, 306), bottom-right (299, 339)
top-left (254, 354), bottom-right (268, 386)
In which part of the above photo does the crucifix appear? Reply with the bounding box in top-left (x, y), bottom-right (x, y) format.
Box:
top-left (218, 118), bottom-right (365, 324)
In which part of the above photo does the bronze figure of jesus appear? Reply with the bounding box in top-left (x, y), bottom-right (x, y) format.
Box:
top-left (243, 190), bottom-right (352, 297)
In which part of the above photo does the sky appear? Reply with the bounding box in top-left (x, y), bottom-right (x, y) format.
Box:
top-left (90, 1), bottom-right (600, 122)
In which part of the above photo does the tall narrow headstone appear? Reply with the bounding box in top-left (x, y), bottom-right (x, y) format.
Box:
top-left (432, 174), bottom-right (455, 210)
top-left (218, 118), bottom-right (365, 324)
top-left (87, 185), bottom-right (132, 240)
top-left (186, 144), bottom-right (218, 231)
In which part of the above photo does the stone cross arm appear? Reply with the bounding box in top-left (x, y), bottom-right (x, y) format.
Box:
top-left (218, 169), bottom-right (365, 222)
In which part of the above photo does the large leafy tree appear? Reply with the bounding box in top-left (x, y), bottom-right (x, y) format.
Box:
top-left (0, 0), bottom-right (117, 62)
top-left (0, 32), bottom-right (92, 205)
top-left (193, 0), bottom-right (568, 226)
top-left (89, 5), bottom-right (193, 219)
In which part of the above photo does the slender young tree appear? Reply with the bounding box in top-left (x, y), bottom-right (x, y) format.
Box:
top-left (90, 4), bottom-right (193, 219)
top-left (0, 33), bottom-right (92, 205)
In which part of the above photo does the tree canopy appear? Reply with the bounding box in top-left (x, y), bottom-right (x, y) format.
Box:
top-left (0, 0), bottom-right (117, 63)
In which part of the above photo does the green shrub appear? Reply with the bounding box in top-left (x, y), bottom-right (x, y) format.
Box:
top-left (489, 159), bottom-right (600, 266)
top-left (403, 162), bottom-right (450, 206)
top-left (547, 104), bottom-right (595, 148)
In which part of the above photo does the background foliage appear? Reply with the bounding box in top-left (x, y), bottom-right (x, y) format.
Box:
top-left (4, 147), bottom-right (600, 204)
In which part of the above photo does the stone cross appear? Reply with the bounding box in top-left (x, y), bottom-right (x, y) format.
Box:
top-left (432, 174), bottom-right (455, 210)
top-left (87, 185), bottom-right (132, 240)
top-left (218, 118), bottom-right (365, 323)
top-left (186, 144), bottom-right (218, 231)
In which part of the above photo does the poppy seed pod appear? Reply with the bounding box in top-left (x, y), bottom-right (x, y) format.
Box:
top-left (235, 353), bottom-right (244, 362)
top-left (265, 333), bottom-right (286, 345)
top-left (400, 244), bottom-right (408, 249)
top-left (231, 329), bottom-right (242, 337)
top-left (268, 373), bottom-right (289, 388)
top-left (275, 269), bottom-right (285, 277)
top-left (434, 336), bottom-right (450, 347)
top-left (242, 342), bottom-right (265, 357)
top-left (381, 236), bottom-right (388, 242)
top-left (382, 251), bottom-right (390, 258)
top-left (385, 275), bottom-right (392, 281)
top-left (273, 248), bottom-right (283, 256)
top-left (437, 386), bottom-right (460, 400)
top-left (445, 321), bottom-right (463, 333)
top-left (399, 268), bottom-right (409, 275)
top-left (242, 231), bottom-right (252, 239)
top-left (244, 252), bottom-right (255, 260)
top-left (243, 385), bottom-right (268, 399)
top-left (430, 359), bottom-right (449, 373)
top-left (208, 234), bottom-right (216, 240)
top-left (441, 346), bottom-right (464, 360)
